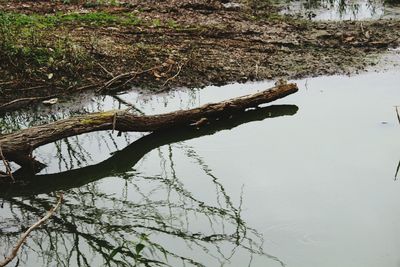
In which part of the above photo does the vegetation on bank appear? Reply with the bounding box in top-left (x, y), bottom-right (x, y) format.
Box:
top-left (0, 0), bottom-right (399, 110)
top-left (0, 10), bottom-right (185, 89)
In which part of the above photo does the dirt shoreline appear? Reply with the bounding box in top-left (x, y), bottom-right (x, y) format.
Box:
top-left (0, 0), bottom-right (399, 110)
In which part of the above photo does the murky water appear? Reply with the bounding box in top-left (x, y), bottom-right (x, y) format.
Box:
top-left (1, 69), bottom-right (400, 266)
top-left (279, 0), bottom-right (400, 20)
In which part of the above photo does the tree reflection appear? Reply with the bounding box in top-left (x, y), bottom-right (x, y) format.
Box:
top-left (0, 105), bottom-right (298, 267)
top-left (282, 0), bottom-right (393, 19)
top-left (385, 0), bottom-right (400, 5)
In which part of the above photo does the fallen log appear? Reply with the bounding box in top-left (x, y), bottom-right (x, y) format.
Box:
top-left (0, 104), bottom-right (298, 195)
top-left (0, 83), bottom-right (298, 171)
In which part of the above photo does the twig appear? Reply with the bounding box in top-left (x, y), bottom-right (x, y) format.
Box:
top-left (0, 193), bottom-right (63, 267)
top-left (162, 63), bottom-right (184, 87)
top-left (97, 63), bottom-right (114, 78)
top-left (75, 82), bottom-right (102, 91)
top-left (17, 85), bottom-right (46, 92)
top-left (99, 65), bottom-right (163, 92)
top-left (0, 145), bottom-right (14, 182)
top-left (111, 95), bottom-right (145, 115)
top-left (255, 63), bottom-right (259, 79)
top-left (112, 112), bottom-right (117, 133)
top-left (0, 81), bottom-right (14, 86)
top-left (395, 160), bottom-right (400, 181)
top-left (101, 71), bottom-right (137, 90)
top-left (393, 106), bottom-right (400, 180)
top-left (395, 106), bottom-right (400, 125)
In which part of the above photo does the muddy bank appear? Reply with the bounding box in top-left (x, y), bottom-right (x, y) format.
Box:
top-left (0, 0), bottom-right (399, 109)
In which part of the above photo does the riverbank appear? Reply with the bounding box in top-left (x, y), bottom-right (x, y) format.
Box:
top-left (0, 0), bottom-right (399, 109)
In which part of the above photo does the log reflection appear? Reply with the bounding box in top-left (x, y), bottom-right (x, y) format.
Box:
top-left (0, 104), bottom-right (297, 267)
top-left (1, 104), bottom-right (298, 196)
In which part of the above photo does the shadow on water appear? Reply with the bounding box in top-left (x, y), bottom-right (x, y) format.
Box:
top-left (0, 104), bottom-right (298, 267)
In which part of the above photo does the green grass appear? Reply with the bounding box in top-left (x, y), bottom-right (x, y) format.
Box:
top-left (0, 11), bottom-right (142, 28)
top-left (82, 0), bottom-right (122, 8)
top-left (0, 10), bottom-right (144, 64)
top-left (0, 11), bottom-right (95, 83)
top-left (0, 9), bottom-right (182, 85)
top-left (0, 10), bottom-right (184, 32)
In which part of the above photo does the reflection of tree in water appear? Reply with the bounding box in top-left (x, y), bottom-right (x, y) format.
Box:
top-left (385, 0), bottom-right (400, 5)
top-left (301, 0), bottom-right (361, 12)
top-left (282, 0), bottom-right (394, 19)
top-left (0, 155), bottom-right (281, 267)
top-left (0, 105), bottom-right (298, 266)
top-left (49, 130), bottom-right (133, 172)
top-left (0, 104), bottom-right (87, 134)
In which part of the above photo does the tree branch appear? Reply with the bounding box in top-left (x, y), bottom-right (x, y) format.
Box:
top-left (0, 193), bottom-right (63, 267)
top-left (0, 84), bottom-right (298, 168)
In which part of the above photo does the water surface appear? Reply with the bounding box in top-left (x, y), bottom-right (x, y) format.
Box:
top-left (1, 70), bottom-right (400, 266)
top-left (279, 0), bottom-right (400, 20)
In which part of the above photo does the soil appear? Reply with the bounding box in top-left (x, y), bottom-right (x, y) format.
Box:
top-left (0, 0), bottom-right (399, 111)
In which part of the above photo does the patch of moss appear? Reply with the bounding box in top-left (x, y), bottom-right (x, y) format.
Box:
top-left (80, 112), bottom-right (114, 124)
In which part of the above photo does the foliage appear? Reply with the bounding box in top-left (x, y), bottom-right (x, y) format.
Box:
top-left (0, 11), bottom-right (141, 28)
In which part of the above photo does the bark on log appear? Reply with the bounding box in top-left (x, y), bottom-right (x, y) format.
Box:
top-left (1, 104), bottom-right (298, 195)
top-left (0, 83), bottom-right (298, 169)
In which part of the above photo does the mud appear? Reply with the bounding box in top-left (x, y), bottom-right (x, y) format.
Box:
top-left (0, 0), bottom-right (399, 109)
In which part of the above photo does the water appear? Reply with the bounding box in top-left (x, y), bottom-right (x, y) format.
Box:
top-left (1, 70), bottom-right (400, 266)
top-left (279, 0), bottom-right (400, 20)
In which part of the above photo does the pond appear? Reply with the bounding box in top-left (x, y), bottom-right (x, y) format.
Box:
top-left (1, 68), bottom-right (400, 266)
top-left (279, 0), bottom-right (400, 20)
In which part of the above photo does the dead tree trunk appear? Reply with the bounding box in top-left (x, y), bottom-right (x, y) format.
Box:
top-left (1, 104), bottom-right (298, 195)
top-left (0, 84), bottom-right (298, 170)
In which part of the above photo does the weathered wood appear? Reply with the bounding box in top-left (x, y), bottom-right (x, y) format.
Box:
top-left (0, 104), bottom-right (298, 194)
top-left (0, 83), bottom-right (298, 168)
